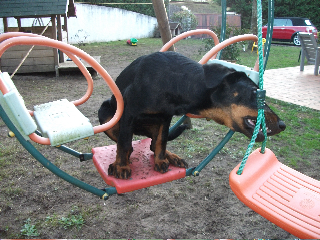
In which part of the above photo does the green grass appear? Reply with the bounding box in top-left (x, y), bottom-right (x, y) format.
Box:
top-left (265, 98), bottom-right (320, 167)
top-left (238, 44), bottom-right (304, 69)
top-left (79, 37), bottom-right (163, 49)
top-left (20, 218), bottom-right (40, 237)
top-left (44, 206), bottom-right (85, 230)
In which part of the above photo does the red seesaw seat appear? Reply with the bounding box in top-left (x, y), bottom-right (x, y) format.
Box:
top-left (229, 148), bottom-right (320, 239)
top-left (92, 138), bottom-right (186, 194)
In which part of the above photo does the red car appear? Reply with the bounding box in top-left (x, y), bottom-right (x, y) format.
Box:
top-left (262, 17), bottom-right (318, 46)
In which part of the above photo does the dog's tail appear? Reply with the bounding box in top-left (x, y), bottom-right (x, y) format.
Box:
top-left (168, 117), bottom-right (192, 141)
top-left (98, 98), bottom-right (116, 125)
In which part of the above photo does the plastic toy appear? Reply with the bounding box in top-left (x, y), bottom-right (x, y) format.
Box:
top-left (127, 38), bottom-right (138, 46)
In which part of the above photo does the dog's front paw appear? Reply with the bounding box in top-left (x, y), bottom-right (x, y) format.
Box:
top-left (154, 159), bottom-right (170, 173)
top-left (166, 151), bottom-right (188, 168)
top-left (108, 163), bottom-right (131, 179)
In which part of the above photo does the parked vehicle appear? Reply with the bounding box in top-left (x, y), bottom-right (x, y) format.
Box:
top-left (262, 17), bottom-right (318, 46)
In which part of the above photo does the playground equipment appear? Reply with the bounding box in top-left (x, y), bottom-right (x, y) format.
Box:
top-left (0, 0), bottom-right (319, 238)
top-left (0, 29), bottom-right (259, 197)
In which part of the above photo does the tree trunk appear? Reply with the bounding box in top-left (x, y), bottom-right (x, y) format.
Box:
top-left (248, 0), bottom-right (257, 51)
top-left (152, 0), bottom-right (174, 52)
top-left (152, 0), bottom-right (192, 129)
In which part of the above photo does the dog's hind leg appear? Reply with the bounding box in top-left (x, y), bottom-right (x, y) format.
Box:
top-left (165, 150), bottom-right (188, 169)
top-left (152, 117), bottom-right (188, 173)
top-left (108, 112), bottom-right (134, 179)
top-left (98, 98), bottom-right (119, 142)
top-left (168, 117), bottom-right (192, 141)
top-left (153, 121), bottom-right (171, 173)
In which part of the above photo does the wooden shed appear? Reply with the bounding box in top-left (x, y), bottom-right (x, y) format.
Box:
top-left (169, 22), bottom-right (182, 37)
top-left (0, 0), bottom-right (76, 75)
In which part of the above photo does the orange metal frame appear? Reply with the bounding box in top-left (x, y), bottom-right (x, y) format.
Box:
top-left (0, 32), bottom-right (124, 145)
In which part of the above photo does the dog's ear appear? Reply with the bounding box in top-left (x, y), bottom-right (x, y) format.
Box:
top-left (224, 71), bottom-right (251, 85)
top-left (203, 63), bottom-right (236, 88)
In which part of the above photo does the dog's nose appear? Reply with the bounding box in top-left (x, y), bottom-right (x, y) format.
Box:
top-left (279, 120), bottom-right (286, 131)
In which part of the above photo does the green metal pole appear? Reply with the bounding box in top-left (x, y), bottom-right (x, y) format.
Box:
top-left (217, 0), bottom-right (227, 60)
top-left (263, 0), bottom-right (274, 70)
top-left (0, 104), bottom-right (116, 200)
top-left (220, 0), bottom-right (227, 42)
top-left (35, 130), bottom-right (93, 161)
top-left (187, 129), bottom-right (234, 176)
top-left (55, 145), bottom-right (93, 161)
top-left (168, 115), bottom-right (188, 135)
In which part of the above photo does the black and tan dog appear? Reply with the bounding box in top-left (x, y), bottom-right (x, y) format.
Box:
top-left (99, 51), bottom-right (286, 179)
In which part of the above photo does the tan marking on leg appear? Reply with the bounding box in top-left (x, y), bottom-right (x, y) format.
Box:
top-left (153, 125), bottom-right (169, 173)
top-left (108, 145), bottom-right (132, 179)
top-left (154, 125), bottom-right (163, 158)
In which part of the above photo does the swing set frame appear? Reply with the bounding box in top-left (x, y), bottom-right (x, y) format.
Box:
top-left (1, 0), bottom-right (319, 238)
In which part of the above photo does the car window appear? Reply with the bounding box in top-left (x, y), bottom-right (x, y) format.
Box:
top-left (305, 19), bottom-right (312, 26)
top-left (274, 19), bottom-right (288, 26)
top-left (274, 18), bottom-right (313, 27)
top-left (286, 19), bottom-right (293, 26)
top-left (292, 18), bottom-right (306, 26)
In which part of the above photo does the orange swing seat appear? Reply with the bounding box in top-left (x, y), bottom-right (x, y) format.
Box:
top-left (229, 148), bottom-right (320, 239)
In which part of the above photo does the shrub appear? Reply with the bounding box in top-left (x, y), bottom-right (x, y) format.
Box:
top-left (201, 25), bottom-right (250, 62)
top-left (171, 10), bottom-right (198, 33)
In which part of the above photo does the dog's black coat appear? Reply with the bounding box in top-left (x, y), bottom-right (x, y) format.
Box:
top-left (99, 51), bottom-right (286, 179)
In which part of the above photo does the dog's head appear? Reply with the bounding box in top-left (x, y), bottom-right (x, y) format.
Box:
top-left (200, 63), bottom-right (286, 142)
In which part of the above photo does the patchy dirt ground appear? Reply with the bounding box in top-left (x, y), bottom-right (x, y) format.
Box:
top-left (0, 38), bottom-right (304, 239)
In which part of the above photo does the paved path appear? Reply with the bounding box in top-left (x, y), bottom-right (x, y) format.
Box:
top-left (264, 65), bottom-right (320, 110)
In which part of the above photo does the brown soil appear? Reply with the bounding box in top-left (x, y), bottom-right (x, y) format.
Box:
top-left (0, 38), bottom-right (297, 238)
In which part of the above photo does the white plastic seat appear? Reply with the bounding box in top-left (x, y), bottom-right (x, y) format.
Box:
top-left (33, 99), bottom-right (94, 146)
top-left (0, 72), bottom-right (94, 146)
top-left (0, 72), bottom-right (37, 140)
top-left (208, 59), bottom-right (259, 85)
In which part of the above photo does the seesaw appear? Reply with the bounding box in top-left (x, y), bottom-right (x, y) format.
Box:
top-left (0, 29), bottom-right (258, 195)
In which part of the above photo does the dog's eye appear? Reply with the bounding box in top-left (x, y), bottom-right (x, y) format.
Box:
top-left (251, 90), bottom-right (257, 100)
top-left (252, 89), bottom-right (257, 95)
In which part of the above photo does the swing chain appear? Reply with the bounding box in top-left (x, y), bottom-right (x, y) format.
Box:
top-left (256, 89), bottom-right (266, 109)
top-left (237, 0), bottom-right (268, 175)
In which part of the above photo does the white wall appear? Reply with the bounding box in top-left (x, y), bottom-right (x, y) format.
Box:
top-left (68, 3), bottom-right (158, 44)
top-left (0, 3), bottom-right (158, 44)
